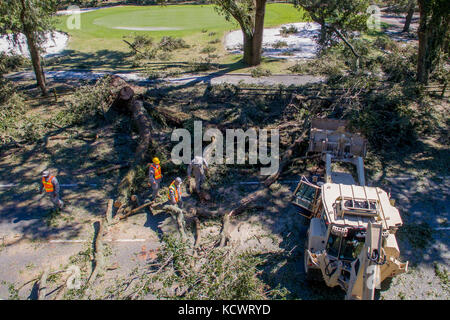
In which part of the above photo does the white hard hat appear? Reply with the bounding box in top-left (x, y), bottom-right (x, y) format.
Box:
top-left (175, 177), bottom-right (182, 184)
top-left (42, 170), bottom-right (50, 177)
top-left (193, 156), bottom-right (203, 165)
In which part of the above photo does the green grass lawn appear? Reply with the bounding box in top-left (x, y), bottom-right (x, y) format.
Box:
top-left (51, 4), bottom-right (310, 73)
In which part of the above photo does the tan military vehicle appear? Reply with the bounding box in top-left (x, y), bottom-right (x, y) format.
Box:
top-left (292, 119), bottom-right (408, 300)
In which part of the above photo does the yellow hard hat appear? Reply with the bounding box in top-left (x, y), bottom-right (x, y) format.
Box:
top-left (153, 157), bottom-right (160, 165)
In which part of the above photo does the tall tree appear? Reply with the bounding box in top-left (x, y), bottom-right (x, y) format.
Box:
top-left (0, 0), bottom-right (58, 96)
top-left (214, 0), bottom-right (267, 66)
top-left (293, 0), bottom-right (370, 69)
top-left (416, 0), bottom-right (449, 84)
top-left (402, 0), bottom-right (416, 33)
top-left (385, 0), bottom-right (417, 33)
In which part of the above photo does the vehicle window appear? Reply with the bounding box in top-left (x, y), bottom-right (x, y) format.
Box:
top-left (326, 234), bottom-right (340, 257)
top-left (295, 182), bottom-right (319, 211)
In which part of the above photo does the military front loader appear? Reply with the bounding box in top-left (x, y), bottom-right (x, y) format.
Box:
top-left (292, 119), bottom-right (408, 300)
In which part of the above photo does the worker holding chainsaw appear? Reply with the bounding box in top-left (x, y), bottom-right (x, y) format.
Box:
top-left (148, 157), bottom-right (163, 200)
top-left (187, 156), bottom-right (209, 195)
top-left (39, 170), bottom-right (64, 212)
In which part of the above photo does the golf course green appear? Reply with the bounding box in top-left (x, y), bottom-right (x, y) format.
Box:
top-left (56, 4), bottom-right (310, 53)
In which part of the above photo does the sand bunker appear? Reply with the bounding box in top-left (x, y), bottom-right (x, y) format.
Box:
top-left (0, 32), bottom-right (69, 57)
top-left (225, 22), bottom-right (321, 59)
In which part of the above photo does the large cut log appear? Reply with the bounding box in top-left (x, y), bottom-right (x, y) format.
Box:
top-left (114, 84), bottom-right (153, 204)
top-left (111, 86), bottom-right (135, 113)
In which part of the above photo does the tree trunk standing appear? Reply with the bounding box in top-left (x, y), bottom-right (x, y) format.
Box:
top-left (403, 1), bottom-right (416, 33)
top-left (417, 2), bottom-right (429, 84)
top-left (250, 0), bottom-right (266, 66)
top-left (318, 20), bottom-right (327, 45)
top-left (243, 32), bottom-right (255, 66)
top-left (242, 0), bottom-right (267, 66)
top-left (25, 31), bottom-right (47, 96)
top-left (416, 0), bottom-right (449, 84)
top-left (19, 0), bottom-right (47, 96)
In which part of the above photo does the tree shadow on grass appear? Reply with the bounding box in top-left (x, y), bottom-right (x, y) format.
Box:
top-left (46, 49), bottom-right (134, 72)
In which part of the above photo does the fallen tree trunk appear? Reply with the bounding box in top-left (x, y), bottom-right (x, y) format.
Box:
top-left (164, 205), bottom-right (187, 241)
top-left (87, 220), bottom-right (105, 286)
top-left (37, 269), bottom-right (49, 300)
top-left (114, 85), bottom-right (153, 205)
top-left (105, 199), bottom-right (114, 225)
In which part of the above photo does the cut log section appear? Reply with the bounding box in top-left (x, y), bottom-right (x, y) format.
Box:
top-left (118, 201), bottom-right (155, 220)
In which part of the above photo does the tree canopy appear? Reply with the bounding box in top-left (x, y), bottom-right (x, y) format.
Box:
top-left (417, 0), bottom-right (449, 83)
top-left (293, 0), bottom-right (370, 69)
top-left (0, 0), bottom-right (58, 96)
top-left (0, 0), bottom-right (57, 37)
top-left (213, 0), bottom-right (268, 66)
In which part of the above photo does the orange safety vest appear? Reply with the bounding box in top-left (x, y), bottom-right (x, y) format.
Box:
top-left (42, 176), bottom-right (55, 193)
top-left (150, 164), bottom-right (162, 180)
top-left (168, 181), bottom-right (181, 203)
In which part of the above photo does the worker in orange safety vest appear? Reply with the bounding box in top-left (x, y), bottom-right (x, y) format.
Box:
top-left (168, 177), bottom-right (183, 208)
top-left (148, 157), bottom-right (163, 200)
top-left (39, 170), bottom-right (64, 211)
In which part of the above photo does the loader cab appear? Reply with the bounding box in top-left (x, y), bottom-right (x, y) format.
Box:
top-left (292, 176), bottom-right (322, 219)
top-left (325, 227), bottom-right (366, 262)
